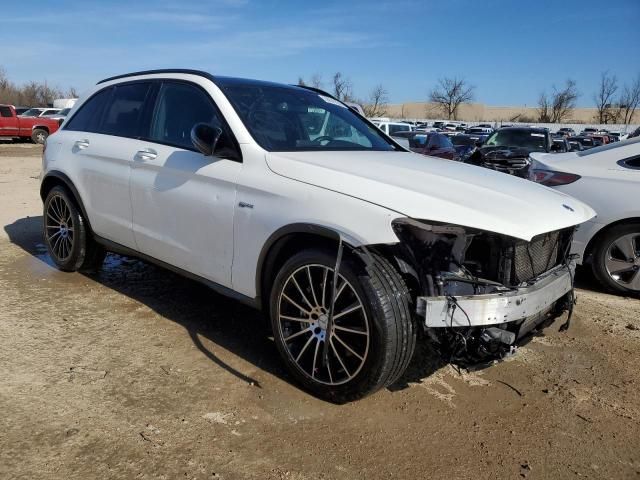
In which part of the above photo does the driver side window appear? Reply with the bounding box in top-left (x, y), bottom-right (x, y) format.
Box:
top-left (149, 82), bottom-right (222, 150)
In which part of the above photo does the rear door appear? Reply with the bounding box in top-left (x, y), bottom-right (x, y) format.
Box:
top-left (129, 80), bottom-right (241, 287)
top-left (62, 82), bottom-right (154, 248)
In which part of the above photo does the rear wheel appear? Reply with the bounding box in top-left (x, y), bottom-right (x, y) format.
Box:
top-left (31, 128), bottom-right (48, 144)
top-left (43, 186), bottom-right (105, 272)
top-left (270, 247), bottom-right (415, 403)
top-left (591, 223), bottom-right (640, 295)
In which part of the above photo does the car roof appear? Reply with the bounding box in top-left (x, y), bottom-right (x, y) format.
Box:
top-left (498, 126), bottom-right (548, 133)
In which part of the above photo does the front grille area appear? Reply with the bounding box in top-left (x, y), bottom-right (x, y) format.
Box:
top-left (463, 227), bottom-right (573, 287)
top-left (512, 231), bottom-right (561, 283)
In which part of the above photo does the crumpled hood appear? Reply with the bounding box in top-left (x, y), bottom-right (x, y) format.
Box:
top-left (266, 150), bottom-right (596, 241)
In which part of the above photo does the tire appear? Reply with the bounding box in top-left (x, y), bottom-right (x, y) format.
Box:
top-left (270, 247), bottom-right (416, 403)
top-left (591, 222), bottom-right (640, 295)
top-left (31, 128), bottom-right (48, 144)
top-left (43, 186), bottom-right (105, 272)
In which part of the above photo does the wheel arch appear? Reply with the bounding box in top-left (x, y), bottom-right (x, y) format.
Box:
top-left (40, 171), bottom-right (92, 231)
top-left (256, 223), bottom-right (354, 311)
top-left (32, 125), bottom-right (50, 134)
top-left (583, 217), bottom-right (640, 263)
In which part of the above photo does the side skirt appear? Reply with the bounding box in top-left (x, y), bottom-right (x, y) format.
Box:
top-left (93, 234), bottom-right (260, 310)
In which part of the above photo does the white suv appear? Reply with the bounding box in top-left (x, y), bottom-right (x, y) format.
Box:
top-left (41, 70), bottom-right (595, 402)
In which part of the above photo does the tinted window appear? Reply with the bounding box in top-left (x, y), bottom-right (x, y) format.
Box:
top-left (388, 124), bottom-right (410, 135)
top-left (620, 156), bottom-right (640, 169)
top-left (577, 136), bottom-right (640, 156)
top-left (440, 135), bottom-right (453, 148)
top-left (149, 82), bottom-right (221, 150)
top-left (408, 134), bottom-right (430, 148)
top-left (485, 129), bottom-right (548, 151)
top-left (65, 88), bottom-right (112, 133)
top-left (0, 106), bottom-right (12, 117)
top-left (219, 82), bottom-right (396, 152)
top-left (101, 82), bottom-right (151, 138)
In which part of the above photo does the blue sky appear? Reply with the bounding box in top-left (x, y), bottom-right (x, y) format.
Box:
top-left (1, 0), bottom-right (638, 106)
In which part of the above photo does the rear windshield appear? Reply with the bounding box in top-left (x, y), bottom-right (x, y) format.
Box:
top-left (576, 135), bottom-right (640, 156)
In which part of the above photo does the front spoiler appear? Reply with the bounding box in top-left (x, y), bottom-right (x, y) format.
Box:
top-left (416, 262), bottom-right (574, 328)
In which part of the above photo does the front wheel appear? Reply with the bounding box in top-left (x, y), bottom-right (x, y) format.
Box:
top-left (270, 248), bottom-right (415, 403)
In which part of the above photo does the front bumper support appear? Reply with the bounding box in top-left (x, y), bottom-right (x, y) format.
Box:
top-left (416, 263), bottom-right (574, 328)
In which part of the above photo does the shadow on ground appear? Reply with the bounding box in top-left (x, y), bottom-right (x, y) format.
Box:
top-left (4, 215), bottom-right (446, 397)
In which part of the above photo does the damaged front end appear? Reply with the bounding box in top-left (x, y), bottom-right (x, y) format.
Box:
top-left (391, 218), bottom-right (576, 366)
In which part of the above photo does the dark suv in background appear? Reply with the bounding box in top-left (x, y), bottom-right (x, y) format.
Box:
top-left (466, 127), bottom-right (555, 177)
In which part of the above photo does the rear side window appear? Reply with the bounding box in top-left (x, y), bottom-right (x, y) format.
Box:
top-left (65, 88), bottom-right (112, 133)
top-left (101, 82), bottom-right (151, 138)
top-left (148, 82), bottom-right (220, 150)
top-left (388, 124), bottom-right (409, 135)
top-left (618, 155), bottom-right (640, 170)
top-left (0, 106), bottom-right (12, 117)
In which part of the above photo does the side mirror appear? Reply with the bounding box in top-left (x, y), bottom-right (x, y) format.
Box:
top-left (191, 123), bottom-right (222, 156)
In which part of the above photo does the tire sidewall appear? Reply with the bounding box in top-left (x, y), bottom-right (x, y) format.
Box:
top-left (32, 129), bottom-right (48, 144)
top-left (43, 186), bottom-right (88, 271)
top-left (270, 248), bottom-right (389, 402)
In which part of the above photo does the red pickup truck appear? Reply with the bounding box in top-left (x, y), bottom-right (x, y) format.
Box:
top-left (0, 104), bottom-right (61, 144)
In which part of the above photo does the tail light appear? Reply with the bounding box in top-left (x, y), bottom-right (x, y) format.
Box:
top-left (530, 169), bottom-right (581, 186)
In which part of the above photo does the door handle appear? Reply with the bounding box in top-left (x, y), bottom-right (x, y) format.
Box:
top-left (74, 139), bottom-right (90, 149)
top-left (135, 148), bottom-right (157, 161)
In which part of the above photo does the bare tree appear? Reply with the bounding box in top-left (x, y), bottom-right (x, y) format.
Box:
top-left (594, 71), bottom-right (618, 124)
top-left (537, 92), bottom-right (551, 122)
top-left (310, 73), bottom-right (323, 89)
top-left (332, 72), bottom-right (353, 102)
top-left (362, 84), bottom-right (389, 117)
top-left (618, 75), bottom-right (640, 125)
top-left (66, 86), bottom-right (79, 98)
top-left (297, 77), bottom-right (306, 86)
top-left (537, 79), bottom-right (579, 123)
top-left (429, 77), bottom-right (474, 120)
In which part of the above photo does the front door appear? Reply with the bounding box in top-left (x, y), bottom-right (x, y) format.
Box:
top-left (129, 81), bottom-right (240, 287)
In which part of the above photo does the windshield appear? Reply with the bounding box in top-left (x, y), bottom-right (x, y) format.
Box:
top-left (484, 129), bottom-right (548, 151)
top-left (219, 83), bottom-right (397, 152)
top-left (20, 108), bottom-right (42, 117)
top-left (59, 108), bottom-right (71, 116)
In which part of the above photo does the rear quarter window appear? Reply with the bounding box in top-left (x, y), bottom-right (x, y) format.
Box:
top-left (0, 106), bottom-right (12, 117)
top-left (100, 82), bottom-right (152, 138)
top-left (65, 88), bottom-right (112, 133)
top-left (618, 155), bottom-right (640, 170)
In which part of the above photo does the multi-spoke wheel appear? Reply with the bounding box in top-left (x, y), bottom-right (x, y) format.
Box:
top-left (45, 193), bottom-right (75, 262)
top-left (43, 186), bottom-right (105, 272)
top-left (270, 248), bottom-right (416, 403)
top-left (592, 223), bottom-right (640, 295)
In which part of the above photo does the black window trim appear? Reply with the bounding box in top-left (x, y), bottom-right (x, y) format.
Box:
top-left (617, 155), bottom-right (640, 170)
top-left (65, 77), bottom-right (242, 162)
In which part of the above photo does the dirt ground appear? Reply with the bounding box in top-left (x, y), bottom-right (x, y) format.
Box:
top-left (1, 142), bottom-right (639, 480)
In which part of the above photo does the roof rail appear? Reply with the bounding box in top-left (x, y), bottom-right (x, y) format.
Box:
top-left (97, 69), bottom-right (215, 85)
